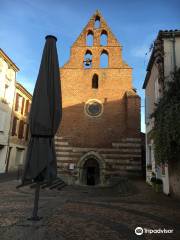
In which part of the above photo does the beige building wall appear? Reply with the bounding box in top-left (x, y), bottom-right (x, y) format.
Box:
top-left (145, 63), bottom-right (158, 183)
top-left (145, 63), bottom-right (158, 132)
top-left (164, 37), bottom-right (180, 82)
top-left (163, 36), bottom-right (180, 198)
top-left (144, 31), bottom-right (180, 197)
top-left (0, 50), bottom-right (18, 173)
top-left (8, 82), bottom-right (32, 172)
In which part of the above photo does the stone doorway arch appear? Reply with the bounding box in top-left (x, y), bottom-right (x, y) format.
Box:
top-left (77, 151), bottom-right (105, 186)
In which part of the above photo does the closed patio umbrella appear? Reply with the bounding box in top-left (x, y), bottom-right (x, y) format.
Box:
top-left (22, 35), bottom-right (62, 220)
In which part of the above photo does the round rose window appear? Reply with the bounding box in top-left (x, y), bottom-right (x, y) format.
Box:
top-left (85, 100), bottom-right (103, 117)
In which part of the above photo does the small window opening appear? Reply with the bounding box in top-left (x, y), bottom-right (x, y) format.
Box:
top-left (92, 74), bottom-right (98, 89)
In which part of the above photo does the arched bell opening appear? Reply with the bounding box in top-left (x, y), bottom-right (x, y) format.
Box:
top-left (86, 30), bottom-right (94, 46)
top-left (100, 49), bottom-right (109, 68)
top-left (84, 50), bottom-right (92, 68)
top-left (94, 15), bottom-right (101, 28)
top-left (100, 30), bottom-right (108, 46)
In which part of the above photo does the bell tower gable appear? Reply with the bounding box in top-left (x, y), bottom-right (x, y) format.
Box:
top-left (63, 10), bottom-right (129, 69)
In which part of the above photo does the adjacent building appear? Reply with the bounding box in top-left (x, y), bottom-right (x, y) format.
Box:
top-left (143, 30), bottom-right (180, 196)
top-left (0, 49), bottom-right (19, 173)
top-left (7, 82), bottom-right (32, 172)
top-left (56, 11), bottom-right (142, 185)
top-left (0, 49), bottom-right (32, 174)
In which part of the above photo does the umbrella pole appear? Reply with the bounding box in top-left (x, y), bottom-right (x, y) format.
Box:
top-left (28, 183), bottom-right (42, 221)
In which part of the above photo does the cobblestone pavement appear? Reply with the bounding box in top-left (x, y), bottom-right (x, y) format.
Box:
top-left (0, 178), bottom-right (180, 240)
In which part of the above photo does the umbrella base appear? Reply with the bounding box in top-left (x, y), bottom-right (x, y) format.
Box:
top-left (27, 216), bottom-right (43, 221)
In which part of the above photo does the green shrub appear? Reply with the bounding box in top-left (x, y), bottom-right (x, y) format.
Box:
top-left (150, 177), bottom-right (156, 183)
top-left (156, 178), bottom-right (163, 184)
top-left (152, 68), bottom-right (180, 164)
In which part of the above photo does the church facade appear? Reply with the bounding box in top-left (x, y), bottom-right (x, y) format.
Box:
top-left (55, 11), bottom-right (141, 185)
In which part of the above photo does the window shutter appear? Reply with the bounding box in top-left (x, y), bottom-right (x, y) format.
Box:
top-left (15, 93), bottom-right (19, 111)
top-left (12, 117), bottom-right (17, 136)
top-left (25, 100), bottom-right (29, 116)
top-left (25, 124), bottom-right (29, 140)
top-left (21, 98), bottom-right (25, 115)
top-left (18, 120), bottom-right (24, 139)
top-left (0, 110), bottom-right (6, 131)
top-left (29, 103), bottom-right (31, 113)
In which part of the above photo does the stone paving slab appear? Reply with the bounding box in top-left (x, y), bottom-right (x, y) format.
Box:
top-left (0, 179), bottom-right (180, 240)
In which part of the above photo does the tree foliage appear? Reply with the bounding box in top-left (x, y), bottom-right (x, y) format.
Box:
top-left (152, 68), bottom-right (180, 163)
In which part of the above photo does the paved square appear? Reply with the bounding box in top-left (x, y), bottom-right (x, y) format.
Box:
top-left (0, 179), bottom-right (180, 239)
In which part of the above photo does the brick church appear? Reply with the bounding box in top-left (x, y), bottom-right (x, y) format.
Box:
top-left (55, 11), bottom-right (141, 185)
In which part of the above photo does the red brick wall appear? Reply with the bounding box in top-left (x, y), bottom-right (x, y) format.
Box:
top-left (57, 12), bottom-right (141, 147)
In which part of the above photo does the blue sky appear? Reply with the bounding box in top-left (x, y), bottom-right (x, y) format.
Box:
top-left (1, 0), bottom-right (180, 132)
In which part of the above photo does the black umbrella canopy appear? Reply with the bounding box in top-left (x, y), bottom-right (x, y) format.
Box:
top-left (22, 35), bottom-right (62, 183)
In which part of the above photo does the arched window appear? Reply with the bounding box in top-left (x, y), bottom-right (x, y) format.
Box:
top-left (94, 15), bottom-right (100, 28)
top-left (100, 50), bottom-right (108, 68)
top-left (100, 30), bottom-right (108, 46)
top-left (86, 30), bottom-right (93, 46)
top-left (92, 74), bottom-right (98, 89)
top-left (84, 50), bottom-right (92, 69)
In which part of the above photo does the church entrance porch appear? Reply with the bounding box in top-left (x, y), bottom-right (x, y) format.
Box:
top-left (83, 158), bottom-right (100, 185)
top-left (77, 151), bottom-right (105, 186)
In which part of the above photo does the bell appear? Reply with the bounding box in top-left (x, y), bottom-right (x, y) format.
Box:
top-left (84, 58), bottom-right (92, 66)
top-left (85, 62), bottom-right (90, 66)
